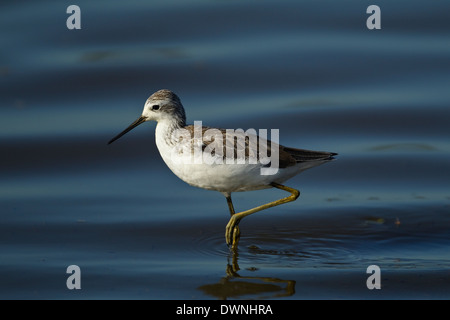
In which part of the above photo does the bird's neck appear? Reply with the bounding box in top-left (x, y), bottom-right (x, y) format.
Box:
top-left (155, 118), bottom-right (186, 147)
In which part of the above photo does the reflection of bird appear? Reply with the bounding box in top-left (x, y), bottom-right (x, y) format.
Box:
top-left (197, 269), bottom-right (296, 300)
top-left (198, 251), bottom-right (295, 299)
top-left (108, 89), bottom-right (337, 249)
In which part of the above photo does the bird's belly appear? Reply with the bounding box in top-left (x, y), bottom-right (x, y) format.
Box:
top-left (160, 155), bottom-right (297, 193)
top-left (172, 162), bottom-right (271, 192)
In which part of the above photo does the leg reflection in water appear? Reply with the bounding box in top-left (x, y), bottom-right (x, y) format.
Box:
top-left (197, 248), bottom-right (296, 299)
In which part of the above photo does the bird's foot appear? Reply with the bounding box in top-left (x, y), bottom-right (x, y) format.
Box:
top-left (225, 216), bottom-right (241, 249)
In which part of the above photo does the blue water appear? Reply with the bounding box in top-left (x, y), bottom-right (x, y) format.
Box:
top-left (1, 0), bottom-right (449, 299)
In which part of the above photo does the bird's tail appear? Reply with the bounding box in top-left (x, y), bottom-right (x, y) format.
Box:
top-left (283, 147), bottom-right (337, 163)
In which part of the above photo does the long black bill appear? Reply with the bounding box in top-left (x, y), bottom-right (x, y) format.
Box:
top-left (108, 115), bottom-right (147, 145)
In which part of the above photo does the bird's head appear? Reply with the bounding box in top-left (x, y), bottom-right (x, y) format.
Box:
top-left (108, 89), bottom-right (186, 145)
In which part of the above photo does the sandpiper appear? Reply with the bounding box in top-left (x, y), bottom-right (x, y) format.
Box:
top-left (108, 89), bottom-right (337, 249)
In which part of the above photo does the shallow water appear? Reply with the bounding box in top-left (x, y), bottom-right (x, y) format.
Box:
top-left (1, 0), bottom-right (449, 299)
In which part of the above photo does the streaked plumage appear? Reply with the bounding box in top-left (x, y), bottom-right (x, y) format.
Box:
top-left (108, 89), bottom-right (337, 249)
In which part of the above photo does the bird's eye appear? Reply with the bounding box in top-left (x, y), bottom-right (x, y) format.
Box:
top-left (152, 105), bottom-right (160, 111)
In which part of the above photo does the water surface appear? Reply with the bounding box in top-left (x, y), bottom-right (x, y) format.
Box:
top-left (1, 0), bottom-right (449, 299)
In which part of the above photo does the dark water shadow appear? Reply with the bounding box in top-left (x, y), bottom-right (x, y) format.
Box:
top-left (197, 250), bottom-right (295, 300)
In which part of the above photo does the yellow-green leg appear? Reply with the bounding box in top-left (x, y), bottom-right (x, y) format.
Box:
top-left (225, 195), bottom-right (241, 249)
top-left (225, 183), bottom-right (300, 248)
